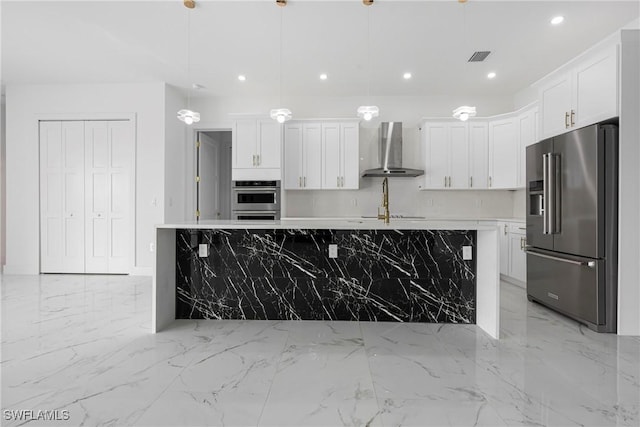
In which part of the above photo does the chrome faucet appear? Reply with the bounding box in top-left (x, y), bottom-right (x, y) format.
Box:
top-left (377, 177), bottom-right (390, 224)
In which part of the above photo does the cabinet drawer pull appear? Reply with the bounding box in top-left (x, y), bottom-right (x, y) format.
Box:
top-left (565, 111), bottom-right (570, 128)
top-left (570, 110), bottom-right (575, 127)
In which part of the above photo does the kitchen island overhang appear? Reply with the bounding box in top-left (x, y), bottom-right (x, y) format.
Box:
top-left (153, 220), bottom-right (500, 339)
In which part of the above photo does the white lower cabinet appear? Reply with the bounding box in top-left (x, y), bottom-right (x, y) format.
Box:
top-left (39, 120), bottom-right (133, 274)
top-left (497, 220), bottom-right (527, 286)
top-left (285, 120), bottom-right (359, 190)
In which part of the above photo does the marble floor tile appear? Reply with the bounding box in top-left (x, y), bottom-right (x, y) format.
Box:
top-left (1, 274), bottom-right (639, 426)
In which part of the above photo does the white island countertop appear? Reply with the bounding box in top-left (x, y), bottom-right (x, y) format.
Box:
top-left (157, 218), bottom-right (499, 231)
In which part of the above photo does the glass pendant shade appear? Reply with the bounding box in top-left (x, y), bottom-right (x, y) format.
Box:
top-left (177, 109), bottom-right (200, 125)
top-left (270, 108), bottom-right (292, 124)
top-left (452, 106), bottom-right (476, 121)
top-left (357, 105), bottom-right (379, 121)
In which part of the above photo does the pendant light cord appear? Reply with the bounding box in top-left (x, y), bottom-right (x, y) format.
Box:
top-left (279, 7), bottom-right (283, 107)
top-left (367, 6), bottom-right (371, 102)
top-left (186, 7), bottom-right (191, 109)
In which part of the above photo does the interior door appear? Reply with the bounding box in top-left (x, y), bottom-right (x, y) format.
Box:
top-left (85, 121), bottom-right (109, 273)
top-left (106, 121), bottom-right (133, 273)
top-left (40, 121), bottom-right (85, 273)
top-left (199, 137), bottom-right (220, 220)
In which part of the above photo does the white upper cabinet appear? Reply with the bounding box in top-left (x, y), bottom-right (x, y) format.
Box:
top-left (488, 117), bottom-right (518, 189)
top-left (284, 120), bottom-right (358, 190)
top-left (284, 122), bottom-right (322, 189)
top-left (517, 106), bottom-right (538, 188)
top-left (232, 118), bottom-right (282, 180)
top-left (422, 122), bottom-right (468, 189)
top-left (539, 43), bottom-right (618, 139)
top-left (322, 122), bottom-right (359, 190)
top-left (468, 122), bottom-right (489, 189)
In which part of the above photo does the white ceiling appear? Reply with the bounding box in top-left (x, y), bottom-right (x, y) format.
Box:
top-left (2, 1), bottom-right (639, 99)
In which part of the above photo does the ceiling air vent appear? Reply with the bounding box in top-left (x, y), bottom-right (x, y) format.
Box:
top-left (468, 51), bottom-right (491, 62)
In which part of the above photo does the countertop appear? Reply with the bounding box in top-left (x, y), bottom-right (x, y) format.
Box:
top-left (157, 218), bottom-right (499, 231)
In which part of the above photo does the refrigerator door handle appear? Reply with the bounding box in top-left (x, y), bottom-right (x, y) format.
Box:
top-left (543, 153), bottom-right (549, 234)
top-left (549, 153), bottom-right (560, 234)
top-left (525, 248), bottom-right (596, 268)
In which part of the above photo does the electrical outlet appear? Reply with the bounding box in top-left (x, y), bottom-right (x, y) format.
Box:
top-left (198, 244), bottom-right (209, 258)
top-left (328, 244), bottom-right (338, 258)
top-left (462, 246), bottom-right (472, 260)
top-left (351, 198), bottom-right (358, 207)
top-left (149, 242), bottom-right (155, 252)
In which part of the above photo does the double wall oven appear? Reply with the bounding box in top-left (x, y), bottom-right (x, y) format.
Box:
top-left (231, 180), bottom-right (281, 221)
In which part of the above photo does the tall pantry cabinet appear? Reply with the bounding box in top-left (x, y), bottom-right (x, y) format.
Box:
top-left (39, 120), bottom-right (133, 274)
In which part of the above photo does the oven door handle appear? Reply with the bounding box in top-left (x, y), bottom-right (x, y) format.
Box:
top-left (233, 188), bottom-right (279, 192)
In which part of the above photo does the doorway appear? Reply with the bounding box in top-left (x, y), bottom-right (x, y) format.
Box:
top-left (197, 131), bottom-right (232, 220)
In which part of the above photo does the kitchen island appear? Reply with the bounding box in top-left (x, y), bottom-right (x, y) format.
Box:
top-left (153, 219), bottom-right (500, 338)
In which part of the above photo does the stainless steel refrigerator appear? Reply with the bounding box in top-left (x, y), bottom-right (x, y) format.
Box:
top-left (525, 121), bottom-right (618, 332)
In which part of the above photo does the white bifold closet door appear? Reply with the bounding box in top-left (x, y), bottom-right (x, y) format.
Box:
top-left (40, 120), bottom-right (132, 274)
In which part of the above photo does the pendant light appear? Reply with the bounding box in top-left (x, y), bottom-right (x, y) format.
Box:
top-left (357, 0), bottom-right (379, 121)
top-left (177, 0), bottom-right (200, 125)
top-left (270, 0), bottom-right (292, 123)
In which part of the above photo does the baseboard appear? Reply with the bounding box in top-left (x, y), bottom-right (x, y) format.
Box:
top-left (501, 274), bottom-right (526, 289)
top-left (130, 266), bottom-right (153, 276)
top-left (2, 264), bottom-right (39, 275)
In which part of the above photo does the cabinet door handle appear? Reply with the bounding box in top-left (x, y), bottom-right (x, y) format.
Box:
top-left (565, 112), bottom-right (570, 129)
top-left (520, 237), bottom-right (525, 250)
top-left (489, 176), bottom-right (492, 188)
top-left (504, 224), bottom-right (508, 235)
top-left (444, 177), bottom-right (447, 187)
top-left (570, 110), bottom-right (575, 127)
top-left (299, 177), bottom-right (302, 188)
top-left (337, 176), bottom-right (340, 187)
top-left (470, 176), bottom-right (473, 188)
top-left (304, 176), bottom-right (307, 187)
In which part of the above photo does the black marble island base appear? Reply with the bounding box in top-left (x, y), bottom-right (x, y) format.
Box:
top-left (175, 228), bottom-right (476, 324)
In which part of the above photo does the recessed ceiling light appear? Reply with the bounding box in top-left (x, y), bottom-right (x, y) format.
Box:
top-left (319, 73), bottom-right (328, 80)
top-left (403, 72), bottom-right (412, 80)
top-left (487, 72), bottom-right (496, 79)
top-left (551, 16), bottom-right (564, 25)
top-left (238, 75), bottom-right (247, 81)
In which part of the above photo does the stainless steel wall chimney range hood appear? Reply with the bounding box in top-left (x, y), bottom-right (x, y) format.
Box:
top-left (361, 122), bottom-right (425, 178)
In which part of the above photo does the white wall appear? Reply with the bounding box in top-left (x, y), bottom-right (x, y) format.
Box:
top-left (5, 83), bottom-right (167, 274)
top-left (192, 94), bottom-right (517, 219)
top-left (164, 84), bottom-right (187, 224)
top-left (618, 29), bottom-right (640, 335)
top-left (1, 100), bottom-right (5, 268)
